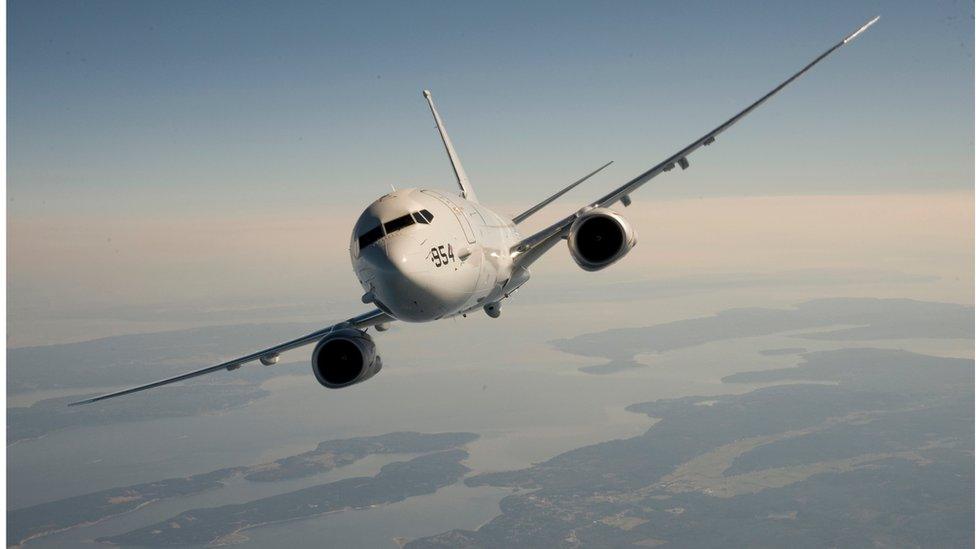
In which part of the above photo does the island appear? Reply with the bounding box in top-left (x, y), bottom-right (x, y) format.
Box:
top-left (101, 450), bottom-right (471, 546)
top-left (7, 431), bottom-right (477, 546)
top-left (408, 348), bottom-right (973, 547)
top-left (551, 298), bottom-right (972, 374)
top-left (7, 383), bottom-right (270, 445)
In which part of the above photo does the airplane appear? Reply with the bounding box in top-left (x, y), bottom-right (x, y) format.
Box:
top-left (70, 16), bottom-right (880, 406)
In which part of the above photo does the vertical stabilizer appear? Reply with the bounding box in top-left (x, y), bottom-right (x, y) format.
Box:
top-left (423, 90), bottom-right (478, 202)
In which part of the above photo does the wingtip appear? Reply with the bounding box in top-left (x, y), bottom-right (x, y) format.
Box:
top-left (422, 89), bottom-right (432, 98)
top-left (844, 15), bottom-right (880, 44)
top-left (68, 393), bottom-right (107, 406)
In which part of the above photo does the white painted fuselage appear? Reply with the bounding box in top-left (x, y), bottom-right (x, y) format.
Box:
top-left (350, 188), bottom-right (527, 322)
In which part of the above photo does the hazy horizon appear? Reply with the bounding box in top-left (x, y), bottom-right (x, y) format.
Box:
top-left (8, 190), bottom-right (972, 346)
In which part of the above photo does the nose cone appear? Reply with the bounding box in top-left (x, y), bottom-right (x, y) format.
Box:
top-left (360, 236), bottom-right (447, 321)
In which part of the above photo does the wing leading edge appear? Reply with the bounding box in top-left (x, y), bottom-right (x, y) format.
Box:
top-left (68, 309), bottom-right (393, 406)
top-left (512, 16), bottom-right (880, 268)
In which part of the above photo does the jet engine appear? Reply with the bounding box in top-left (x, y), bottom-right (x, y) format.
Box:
top-left (567, 208), bottom-right (637, 271)
top-left (311, 329), bottom-right (382, 389)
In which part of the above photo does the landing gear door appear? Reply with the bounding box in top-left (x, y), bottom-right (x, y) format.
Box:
top-left (421, 190), bottom-right (477, 244)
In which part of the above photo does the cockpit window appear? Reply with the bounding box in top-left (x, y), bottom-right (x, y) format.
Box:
top-left (357, 225), bottom-right (384, 250)
top-left (359, 210), bottom-right (431, 251)
top-left (383, 214), bottom-right (415, 234)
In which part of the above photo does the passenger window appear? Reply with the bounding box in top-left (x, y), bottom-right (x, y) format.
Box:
top-left (357, 225), bottom-right (384, 250)
top-left (383, 214), bottom-right (415, 234)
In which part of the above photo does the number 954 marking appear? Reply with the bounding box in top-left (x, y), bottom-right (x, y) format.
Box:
top-left (427, 244), bottom-right (456, 267)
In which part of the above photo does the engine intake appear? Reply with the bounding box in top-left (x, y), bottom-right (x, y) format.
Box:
top-left (567, 208), bottom-right (637, 271)
top-left (311, 329), bottom-right (382, 389)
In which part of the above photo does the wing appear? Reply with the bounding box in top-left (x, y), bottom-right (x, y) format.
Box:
top-left (512, 16), bottom-right (880, 268)
top-left (68, 309), bottom-right (393, 406)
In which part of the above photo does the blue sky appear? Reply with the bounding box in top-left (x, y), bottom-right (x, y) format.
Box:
top-left (8, 0), bottom-right (973, 219)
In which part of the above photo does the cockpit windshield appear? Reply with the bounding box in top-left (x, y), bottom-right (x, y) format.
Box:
top-left (356, 210), bottom-right (435, 251)
top-left (383, 214), bottom-right (414, 234)
top-left (357, 225), bottom-right (385, 250)
top-left (413, 209), bottom-right (434, 224)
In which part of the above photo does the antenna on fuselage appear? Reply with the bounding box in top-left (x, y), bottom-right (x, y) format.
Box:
top-left (422, 90), bottom-right (478, 203)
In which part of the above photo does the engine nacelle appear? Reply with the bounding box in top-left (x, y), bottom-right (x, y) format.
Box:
top-left (567, 208), bottom-right (637, 271)
top-left (311, 329), bottom-right (382, 389)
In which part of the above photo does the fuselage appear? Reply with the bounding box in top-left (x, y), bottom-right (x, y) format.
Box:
top-left (350, 188), bottom-right (525, 322)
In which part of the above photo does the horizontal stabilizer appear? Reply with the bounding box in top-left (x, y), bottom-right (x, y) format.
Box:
top-left (512, 161), bottom-right (613, 224)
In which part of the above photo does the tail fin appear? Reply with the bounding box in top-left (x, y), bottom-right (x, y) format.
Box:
top-left (423, 90), bottom-right (478, 202)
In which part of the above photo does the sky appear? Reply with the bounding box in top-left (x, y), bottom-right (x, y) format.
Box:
top-left (6, 0), bottom-right (974, 345)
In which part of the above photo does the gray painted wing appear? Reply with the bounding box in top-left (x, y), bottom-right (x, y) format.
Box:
top-left (68, 309), bottom-right (392, 406)
top-left (512, 16), bottom-right (879, 269)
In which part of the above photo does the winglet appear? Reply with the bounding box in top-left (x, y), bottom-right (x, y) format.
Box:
top-left (843, 15), bottom-right (880, 44)
top-left (423, 90), bottom-right (478, 203)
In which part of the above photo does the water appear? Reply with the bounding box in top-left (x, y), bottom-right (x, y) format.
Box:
top-left (27, 453), bottom-right (417, 549)
top-left (9, 293), bottom-right (969, 547)
top-left (240, 483), bottom-right (514, 549)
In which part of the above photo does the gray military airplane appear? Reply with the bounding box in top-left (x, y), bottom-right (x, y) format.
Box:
top-left (72, 16), bottom-right (879, 406)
